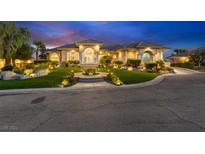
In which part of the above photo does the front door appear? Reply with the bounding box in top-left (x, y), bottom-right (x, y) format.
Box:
top-left (83, 48), bottom-right (96, 64)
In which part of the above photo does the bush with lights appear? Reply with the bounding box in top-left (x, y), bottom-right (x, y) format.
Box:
top-left (113, 60), bottom-right (123, 69)
top-left (59, 71), bottom-right (77, 87)
top-left (107, 72), bottom-right (123, 86)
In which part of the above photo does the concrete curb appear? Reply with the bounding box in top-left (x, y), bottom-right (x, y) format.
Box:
top-left (0, 74), bottom-right (172, 94)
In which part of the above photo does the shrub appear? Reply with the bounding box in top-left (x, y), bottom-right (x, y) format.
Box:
top-left (100, 56), bottom-right (112, 68)
top-left (60, 72), bottom-right (76, 87)
top-left (156, 60), bottom-right (165, 72)
top-left (25, 63), bottom-right (35, 69)
top-left (83, 69), bottom-right (97, 75)
top-left (68, 60), bottom-right (80, 67)
top-left (34, 60), bottom-right (49, 65)
top-left (13, 67), bottom-right (23, 74)
top-left (145, 62), bottom-right (157, 72)
top-left (49, 61), bottom-right (59, 69)
top-left (107, 73), bottom-right (123, 86)
top-left (127, 59), bottom-right (141, 67)
top-left (113, 60), bottom-right (123, 69)
top-left (156, 60), bottom-right (165, 68)
top-left (159, 66), bottom-right (174, 74)
top-left (170, 62), bottom-right (194, 69)
top-left (34, 63), bottom-right (49, 72)
top-left (61, 61), bottom-right (69, 67)
top-left (1, 65), bottom-right (14, 71)
top-left (69, 60), bottom-right (80, 65)
top-left (24, 69), bottom-right (33, 75)
top-left (51, 61), bottom-right (59, 66)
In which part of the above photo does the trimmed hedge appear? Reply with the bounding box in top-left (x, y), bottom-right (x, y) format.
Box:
top-left (170, 62), bottom-right (194, 69)
top-left (113, 60), bottom-right (123, 68)
top-left (34, 60), bottom-right (50, 65)
top-left (1, 65), bottom-right (14, 71)
top-left (69, 60), bottom-right (80, 65)
top-left (127, 59), bottom-right (141, 67)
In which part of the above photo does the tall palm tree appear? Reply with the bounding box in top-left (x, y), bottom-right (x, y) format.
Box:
top-left (33, 41), bottom-right (43, 60)
top-left (39, 43), bottom-right (47, 59)
top-left (33, 41), bottom-right (46, 60)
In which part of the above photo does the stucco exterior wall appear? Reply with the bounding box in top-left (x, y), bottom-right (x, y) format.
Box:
top-left (61, 51), bottom-right (68, 61)
top-left (48, 47), bottom-right (164, 64)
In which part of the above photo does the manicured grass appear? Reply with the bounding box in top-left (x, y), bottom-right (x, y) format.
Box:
top-left (98, 68), bottom-right (158, 84)
top-left (0, 67), bottom-right (82, 89)
top-left (193, 66), bottom-right (205, 72)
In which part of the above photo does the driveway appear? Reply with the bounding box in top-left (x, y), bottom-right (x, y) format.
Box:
top-left (0, 68), bottom-right (205, 131)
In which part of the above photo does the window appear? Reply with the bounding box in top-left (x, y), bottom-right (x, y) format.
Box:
top-left (67, 50), bottom-right (79, 61)
top-left (142, 52), bottom-right (153, 63)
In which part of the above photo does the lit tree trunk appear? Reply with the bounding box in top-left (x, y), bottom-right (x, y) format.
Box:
top-left (5, 58), bottom-right (11, 66)
top-left (12, 58), bottom-right (16, 67)
top-left (198, 56), bottom-right (202, 68)
top-left (36, 49), bottom-right (39, 60)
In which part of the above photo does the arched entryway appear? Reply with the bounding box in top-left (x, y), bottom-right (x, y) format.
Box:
top-left (82, 48), bottom-right (97, 64)
top-left (142, 51), bottom-right (153, 63)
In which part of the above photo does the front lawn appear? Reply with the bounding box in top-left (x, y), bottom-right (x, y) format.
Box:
top-left (193, 66), bottom-right (205, 72)
top-left (0, 67), bottom-right (81, 89)
top-left (98, 68), bottom-right (158, 84)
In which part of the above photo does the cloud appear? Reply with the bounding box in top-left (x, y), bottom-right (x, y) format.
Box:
top-left (16, 21), bottom-right (205, 49)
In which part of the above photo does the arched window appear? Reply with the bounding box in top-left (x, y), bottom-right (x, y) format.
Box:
top-left (142, 51), bottom-right (153, 63)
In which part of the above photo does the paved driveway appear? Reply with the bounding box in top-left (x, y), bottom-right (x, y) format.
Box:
top-left (0, 68), bottom-right (205, 131)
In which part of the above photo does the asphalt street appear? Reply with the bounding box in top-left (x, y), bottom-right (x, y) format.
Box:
top-left (0, 68), bottom-right (205, 131)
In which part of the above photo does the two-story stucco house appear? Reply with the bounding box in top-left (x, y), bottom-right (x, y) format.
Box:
top-left (46, 39), bottom-right (169, 66)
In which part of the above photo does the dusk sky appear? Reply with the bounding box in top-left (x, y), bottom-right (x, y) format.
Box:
top-left (16, 21), bottom-right (205, 56)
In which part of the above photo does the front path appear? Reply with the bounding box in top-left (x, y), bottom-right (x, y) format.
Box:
top-left (0, 68), bottom-right (205, 131)
top-left (72, 81), bottom-right (114, 88)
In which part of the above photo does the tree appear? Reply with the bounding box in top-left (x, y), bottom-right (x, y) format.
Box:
top-left (100, 56), bottom-right (112, 67)
top-left (33, 41), bottom-right (46, 60)
top-left (0, 22), bottom-right (31, 66)
top-left (0, 22), bottom-right (4, 58)
top-left (190, 51), bottom-right (205, 68)
top-left (38, 43), bottom-right (47, 59)
top-left (15, 44), bottom-right (33, 60)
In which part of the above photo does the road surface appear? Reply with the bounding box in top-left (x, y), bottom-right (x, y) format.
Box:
top-left (0, 68), bottom-right (205, 131)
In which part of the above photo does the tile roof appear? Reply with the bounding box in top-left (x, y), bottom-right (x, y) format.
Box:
top-left (76, 39), bottom-right (103, 45)
top-left (126, 41), bottom-right (170, 49)
top-left (101, 43), bottom-right (126, 51)
top-left (47, 40), bottom-right (170, 52)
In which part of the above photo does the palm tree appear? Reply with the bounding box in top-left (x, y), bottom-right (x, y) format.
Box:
top-left (0, 22), bottom-right (31, 66)
top-left (33, 41), bottom-right (43, 60)
top-left (39, 43), bottom-right (47, 59)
